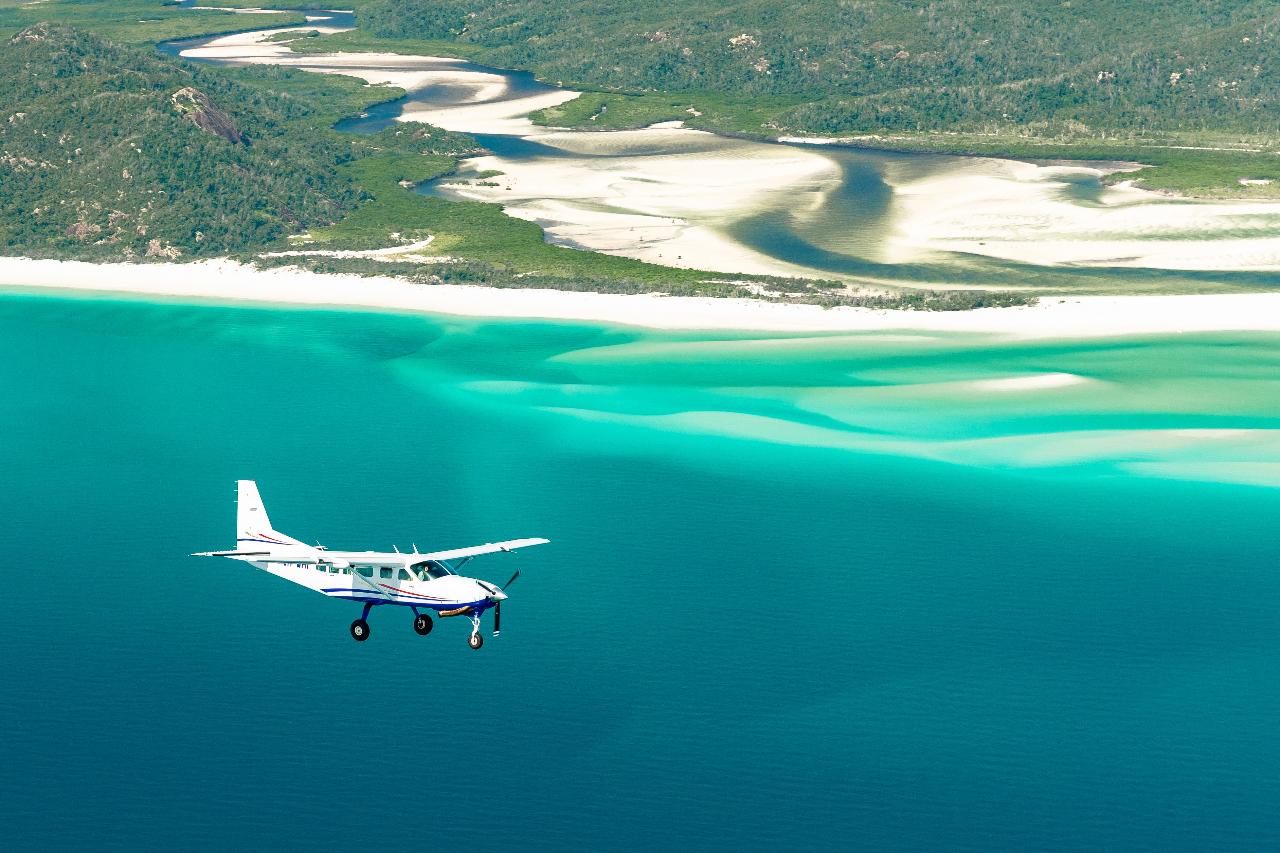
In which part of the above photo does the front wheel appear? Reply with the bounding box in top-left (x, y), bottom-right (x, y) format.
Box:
top-left (468, 632), bottom-right (484, 650)
top-left (414, 613), bottom-right (433, 636)
top-left (350, 619), bottom-right (370, 642)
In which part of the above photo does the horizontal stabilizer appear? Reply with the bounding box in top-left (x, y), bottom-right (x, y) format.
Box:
top-left (191, 550), bottom-right (272, 558)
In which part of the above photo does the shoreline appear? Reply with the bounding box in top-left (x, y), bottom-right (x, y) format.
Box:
top-left (179, 25), bottom-right (1280, 281)
top-left (5, 256), bottom-right (1280, 338)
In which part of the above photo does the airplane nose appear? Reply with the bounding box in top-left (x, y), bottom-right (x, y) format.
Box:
top-left (478, 580), bottom-right (506, 601)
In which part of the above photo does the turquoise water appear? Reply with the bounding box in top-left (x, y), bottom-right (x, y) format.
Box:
top-left (3, 292), bottom-right (1280, 850)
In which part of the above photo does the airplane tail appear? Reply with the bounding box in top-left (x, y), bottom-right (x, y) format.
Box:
top-left (236, 480), bottom-right (306, 548)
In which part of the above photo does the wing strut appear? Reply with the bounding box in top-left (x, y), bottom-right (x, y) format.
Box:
top-left (348, 568), bottom-right (397, 602)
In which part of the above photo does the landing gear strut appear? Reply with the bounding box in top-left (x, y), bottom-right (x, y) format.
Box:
top-left (350, 602), bottom-right (373, 642)
top-left (468, 611), bottom-right (484, 650)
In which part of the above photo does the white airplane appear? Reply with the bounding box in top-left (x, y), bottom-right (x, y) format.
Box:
top-left (193, 481), bottom-right (548, 649)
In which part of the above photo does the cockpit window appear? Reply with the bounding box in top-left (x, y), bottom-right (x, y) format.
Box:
top-left (416, 561), bottom-right (452, 581)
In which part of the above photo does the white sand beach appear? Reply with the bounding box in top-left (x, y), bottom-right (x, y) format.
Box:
top-left (5, 256), bottom-right (1280, 338)
top-left (445, 127), bottom-right (840, 280)
top-left (175, 23), bottom-right (1280, 283)
top-left (883, 158), bottom-right (1280, 270)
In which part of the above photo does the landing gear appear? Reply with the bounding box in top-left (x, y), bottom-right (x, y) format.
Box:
top-left (413, 612), bottom-right (433, 636)
top-left (438, 606), bottom-right (492, 649)
top-left (350, 602), bottom-right (373, 642)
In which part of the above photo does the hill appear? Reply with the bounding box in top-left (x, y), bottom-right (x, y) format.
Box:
top-left (358, 0), bottom-right (1280, 139)
top-left (0, 22), bottom-right (359, 259)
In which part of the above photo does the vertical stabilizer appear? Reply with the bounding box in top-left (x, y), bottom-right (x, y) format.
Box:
top-left (236, 480), bottom-right (305, 547)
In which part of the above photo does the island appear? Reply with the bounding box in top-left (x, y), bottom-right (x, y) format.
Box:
top-left (2, 0), bottom-right (1279, 330)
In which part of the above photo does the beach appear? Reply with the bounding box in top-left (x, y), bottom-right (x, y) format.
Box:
top-left (177, 24), bottom-right (1280, 285)
top-left (5, 255), bottom-right (1280, 337)
top-left (9, 18), bottom-right (1280, 337)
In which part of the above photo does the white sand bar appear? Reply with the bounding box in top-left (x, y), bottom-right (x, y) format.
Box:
top-left (177, 24), bottom-right (1280, 282)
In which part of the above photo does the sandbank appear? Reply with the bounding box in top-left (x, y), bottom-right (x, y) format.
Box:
top-left (179, 24), bottom-right (1280, 282)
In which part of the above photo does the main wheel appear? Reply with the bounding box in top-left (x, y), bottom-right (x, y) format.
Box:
top-left (468, 632), bottom-right (484, 650)
top-left (350, 619), bottom-right (370, 642)
top-left (413, 613), bottom-right (433, 636)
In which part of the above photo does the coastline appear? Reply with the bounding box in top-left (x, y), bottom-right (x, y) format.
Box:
top-left (179, 27), bottom-right (1280, 281)
top-left (4, 255), bottom-right (1280, 338)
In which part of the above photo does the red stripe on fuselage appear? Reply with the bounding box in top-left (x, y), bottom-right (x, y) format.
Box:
top-left (378, 583), bottom-right (447, 601)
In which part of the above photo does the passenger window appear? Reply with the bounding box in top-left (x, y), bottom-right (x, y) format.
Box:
top-left (398, 569), bottom-right (411, 581)
top-left (328, 565), bottom-right (338, 573)
top-left (379, 568), bottom-right (393, 579)
top-left (357, 566), bottom-right (372, 578)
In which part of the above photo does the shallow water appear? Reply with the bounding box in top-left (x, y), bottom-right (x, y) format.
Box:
top-left (3, 292), bottom-right (1280, 850)
top-left (160, 16), bottom-right (1280, 289)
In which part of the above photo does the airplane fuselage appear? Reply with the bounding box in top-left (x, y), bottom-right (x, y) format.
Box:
top-left (244, 555), bottom-right (504, 612)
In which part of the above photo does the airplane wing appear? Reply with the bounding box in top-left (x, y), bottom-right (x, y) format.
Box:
top-left (416, 538), bottom-right (550, 563)
top-left (192, 539), bottom-right (549, 566)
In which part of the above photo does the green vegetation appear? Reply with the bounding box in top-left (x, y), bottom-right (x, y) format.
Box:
top-left (263, 29), bottom-right (319, 44)
top-left (258, 254), bottom-right (1035, 311)
top-left (357, 0), bottom-right (1280, 197)
top-left (361, 0), bottom-right (1280, 135)
top-left (0, 22), bottom-right (369, 258)
top-left (0, 0), bottom-right (304, 44)
top-left (161, 0), bottom-right (380, 9)
top-left (0, 2), bottom-right (1038, 309)
top-left (308, 136), bottom-right (748, 289)
top-left (532, 90), bottom-right (805, 134)
top-left (285, 27), bottom-right (485, 62)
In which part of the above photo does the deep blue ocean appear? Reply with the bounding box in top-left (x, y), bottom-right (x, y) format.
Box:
top-left (2, 292), bottom-right (1279, 850)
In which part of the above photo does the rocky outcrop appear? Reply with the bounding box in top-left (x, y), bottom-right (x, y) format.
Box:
top-left (10, 23), bottom-right (54, 44)
top-left (145, 239), bottom-right (182, 259)
top-left (170, 87), bottom-right (245, 145)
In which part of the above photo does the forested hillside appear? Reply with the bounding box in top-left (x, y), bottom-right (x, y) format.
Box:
top-left (0, 23), bottom-right (359, 258)
top-left (360, 0), bottom-right (1280, 137)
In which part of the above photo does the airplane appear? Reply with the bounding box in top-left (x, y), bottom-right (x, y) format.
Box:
top-left (193, 481), bottom-right (548, 649)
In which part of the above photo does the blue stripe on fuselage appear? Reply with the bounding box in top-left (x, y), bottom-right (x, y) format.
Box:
top-left (324, 594), bottom-right (492, 611)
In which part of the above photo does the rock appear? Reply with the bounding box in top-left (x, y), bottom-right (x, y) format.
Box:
top-left (66, 220), bottom-right (101, 241)
top-left (170, 87), bottom-right (245, 145)
top-left (145, 238), bottom-right (182, 259)
top-left (10, 23), bottom-right (53, 44)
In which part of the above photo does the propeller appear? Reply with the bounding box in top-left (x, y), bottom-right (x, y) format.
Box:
top-left (491, 569), bottom-right (520, 637)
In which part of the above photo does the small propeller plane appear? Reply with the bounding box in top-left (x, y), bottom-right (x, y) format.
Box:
top-left (193, 481), bottom-right (548, 649)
